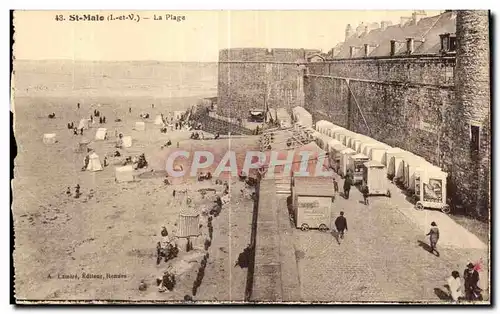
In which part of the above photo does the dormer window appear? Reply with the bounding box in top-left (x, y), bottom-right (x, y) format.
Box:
top-left (440, 33), bottom-right (457, 53)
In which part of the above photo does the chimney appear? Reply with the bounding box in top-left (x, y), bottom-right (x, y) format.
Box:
top-left (390, 40), bottom-right (396, 56)
top-left (400, 16), bottom-right (411, 27)
top-left (331, 46), bottom-right (341, 58)
top-left (406, 38), bottom-right (415, 55)
top-left (356, 22), bottom-right (365, 37)
top-left (380, 20), bottom-right (392, 31)
top-left (345, 24), bottom-right (354, 41)
top-left (411, 10), bottom-right (427, 25)
top-left (364, 44), bottom-right (371, 57)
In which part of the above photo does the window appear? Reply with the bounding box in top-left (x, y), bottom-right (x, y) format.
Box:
top-left (471, 125), bottom-right (480, 152)
top-left (449, 36), bottom-right (457, 51)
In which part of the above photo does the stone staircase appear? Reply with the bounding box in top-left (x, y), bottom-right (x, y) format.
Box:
top-left (275, 176), bottom-right (292, 195)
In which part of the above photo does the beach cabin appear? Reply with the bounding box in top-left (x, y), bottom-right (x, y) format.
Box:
top-left (414, 168), bottom-right (449, 213)
top-left (292, 176), bottom-right (334, 232)
top-left (292, 106), bottom-right (313, 128)
top-left (95, 128), bottom-right (107, 141)
top-left (42, 133), bottom-right (56, 145)
top-left (86, 153), bottom-right (103, 172)
top-left (326, 125), bottom-right (344, 138)
top-left (315, 133), bottom-right (331, 150)
top-left (363, 160), bottom-right (391, 197)
top-left (386, 147), bottom-right (405, 180)
top-left (135, 121), bottom-right (146, 131)
top-left (338, 147), bottom-right (356, 177)
top-left (122, 136), bottom-right (132, 148)
top-left (348, 153), bottom-right (370, 184)
top-left (115, 165), bottom-right (134, 182)
top-left (402, 153), bottom-right (428, 191)
top-left (316, 120), bottom-right (334, 135)
top-left (326, 139), bottom-right (345, 172)
top-left (276, 108), bottom-right (292, 128)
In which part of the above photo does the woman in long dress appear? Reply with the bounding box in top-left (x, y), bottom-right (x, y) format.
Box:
top-left (426, 221), bottom-right (440, 256)
top-left (447, 270), bottom-right (463, 302)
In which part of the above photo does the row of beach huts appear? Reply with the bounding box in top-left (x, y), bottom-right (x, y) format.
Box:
top-left (290, 106), bottom-right (450, 214)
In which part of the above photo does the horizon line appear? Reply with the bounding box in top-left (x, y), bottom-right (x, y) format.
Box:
top-left (13, 58), bottom-right (220, 63)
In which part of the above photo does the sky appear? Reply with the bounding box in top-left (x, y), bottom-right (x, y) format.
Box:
top-left (14, 10), bottom-right (442, 62)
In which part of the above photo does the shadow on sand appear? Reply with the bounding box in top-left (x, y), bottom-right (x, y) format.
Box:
top-left (417, 240), bottom-right (440, 257)
top-left (434, 287), bottom-right (452, 301)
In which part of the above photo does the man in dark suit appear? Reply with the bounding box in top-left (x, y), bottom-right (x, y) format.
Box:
top-left (334, 211), bottom-right (348, 240)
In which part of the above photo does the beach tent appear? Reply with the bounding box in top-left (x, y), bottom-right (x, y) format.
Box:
top-left (276, 108), bottom-right (292, 128)
top-left (77, 138), bottom-right (91, 152)
top-left (95, 128), bottom-right (107, 140)
top-left (135, 121), bottom-right (146, 131)
top-left (292, 106), bottom-right (313, 128)
top-left (154, 115), bottom-right (164, 125)
top-left (86, 152), bottom-right (103, 172)
top-left (115, 165), bottom-right (134, 182)
top-left (122, 136), bottom-right (132, 148)
top-left (42, 133), bottom-right (56, 144)
top-left (78, 119), bottom-right (90, 130)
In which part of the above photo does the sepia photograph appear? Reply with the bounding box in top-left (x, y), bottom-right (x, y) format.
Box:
top-left (10, 9), bottom-right (491, 305)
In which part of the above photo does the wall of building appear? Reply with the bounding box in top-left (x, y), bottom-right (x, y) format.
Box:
top-left (450, 10), bottom-right (490, 217)
top-left (303, 48), bottom-right (489, 217)
top-left (217, 48), bottom-right (312, 119)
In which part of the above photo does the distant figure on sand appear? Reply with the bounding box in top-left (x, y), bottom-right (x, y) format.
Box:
top-left (82, 155), bottom-right (90, 171)
top-left (74, 184), bottom-right (81, 199)
top-left (426, 221), bottom-right (440, 256)
top-left (73, 128), bottom-right (78, 135)
top-left (77, 103), bottom-right (80, 109)
top-left (152, 104), bottom-right (155, 108)
top-left (80, 128), bottom-right (84, 135)
top-left (129, 107), bottom-right (132, 113)
top-left (103, 116), bottom-right (106, 123)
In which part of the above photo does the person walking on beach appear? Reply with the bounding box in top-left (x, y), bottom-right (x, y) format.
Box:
top-left (426, 221), bottom-right (440, 256)
top-left (334, 211), bottom-right (348, 241)
top-left (332, 178), bottom-right (339, 194)
top-left (361, 181), bottom-right (369, 205)
top-left (77, 102), bottom-right (80, 109)
top-left (343, 176), bottom-right (352, 199)
top-left (129, 107), bottom-right (132, 114)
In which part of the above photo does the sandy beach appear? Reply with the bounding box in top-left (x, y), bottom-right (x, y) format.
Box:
top-left (12, 61), bottom-right (258, 301)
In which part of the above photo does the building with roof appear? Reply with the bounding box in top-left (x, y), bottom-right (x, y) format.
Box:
top-left (303, 10), bottom-right (490, 218)
top-left (216, 10), bottom-right (490, 218)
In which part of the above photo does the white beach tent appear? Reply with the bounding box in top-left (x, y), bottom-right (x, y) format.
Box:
top-left (135, 121), bottom-right (146, 131)
top-left (122, 136), bottom-right (132, 148)
top-left (78, 118), bottom-right (90, 130)
top-left (115, 165), bottom-right (134, 182)
top-left (86, 152), bottom-right (103, 172)
top-left (42, 133), bottom-right (57, 144)
top-left (154, 115), bottom-right (164, 125)
top-left (95, 128), bottom-right (107, 140)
